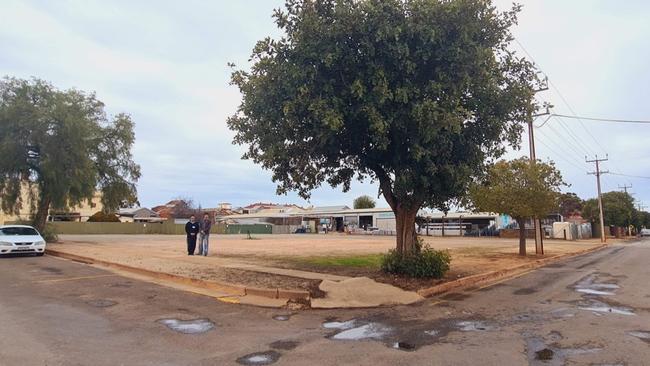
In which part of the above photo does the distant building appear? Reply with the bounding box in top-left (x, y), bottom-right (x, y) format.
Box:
top-left (0, 185), bottom-right (103, 224)
top-left (117, 207), bottom-right (162, 223)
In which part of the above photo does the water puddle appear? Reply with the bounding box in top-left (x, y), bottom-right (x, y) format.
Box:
top-left (322, 320), bottom-right (357, 330)
top-left (627, 330), bottom-right (650, 343)
top-left (572, 273), bottom-right (620, 297)
top-left (526, 335), bottom-right (602, 366)
top-left (549, 307), bottom-right (576, 319)
top-left (236, 351), bottom-right (281, 365)
top-left (424, 330), bottom-right (439, 336)
top-left (456, 320), bottom-right (495, 332)
top-left (269, 340), bottom-right (299, 350)
top-left (272, 314), bottom-right (292, 321)
top-left (392, 341), bottom-right (416, 351)
top-left (578, 299), bottom-right (635, 316)
top-left (157, 318), bottom-right (215, 334)
top-left (331, 323), bottom-right (393, 340)
top-left (86, 299), bottom-right (117, 308)
top-left (576, 288), bottom-right (614, 296)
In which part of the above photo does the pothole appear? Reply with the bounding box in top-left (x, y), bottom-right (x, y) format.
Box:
top-left (330, 323), bottom-right (393, 341)
top-left (269, 340), bottom-right (299, 350)
top-left (456, 320), bottom-right (495, 332)
top-left (392, 341), bottom-right (416, 351)
top-left (236, 351), bottom-right (281, 365)
top-left (578, 299), bottom-right (635, 316)
top-left (572, 273), bottom-right (620, 297)
top-left (322, 319), bottom-right (357, 329)
top-left (272, 314), bottom-right (292, 321)
top-left (627, 330), bottom-right (650, 343)
top-left (526, 335), bottom-right (602, 366)
top-left (157, 318), bottom-right (215, 334)
top-left (86, 299), bottom-right (117, 308)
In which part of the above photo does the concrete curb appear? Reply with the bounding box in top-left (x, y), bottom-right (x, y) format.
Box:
top-left (46, 249), bottom-right (311, 302)
top-left (417, 243), bottom-right (610, 298)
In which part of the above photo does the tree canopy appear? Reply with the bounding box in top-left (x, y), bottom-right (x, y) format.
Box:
top-left (0, 77), bottom-right (140, 229)
top-left (228, 0), bottom-right (540, 254)
top-left (558, 192), bottom-right (584, 218)
top-left (582, 191), bottom-right (635, 228)
top-left (353, 195), bottom-right (376, 209)
top-left (468, 157), bottom-right (565, 255)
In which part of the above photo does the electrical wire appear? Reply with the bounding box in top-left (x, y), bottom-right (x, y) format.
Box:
top-left (552, 113), bottom-right (650, 124)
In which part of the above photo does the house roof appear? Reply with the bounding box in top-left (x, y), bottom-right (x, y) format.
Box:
top-left (118, 207), bottom-right (159, 218)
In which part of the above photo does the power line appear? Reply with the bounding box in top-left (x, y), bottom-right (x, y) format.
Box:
top-left (552, 113), bottom-right (650, 124)
top-left (534, 128), bottom-right (590, 169)
top-left (610, 172), bottom-right (650, 180)
top-left (514, 39), bottom-right (609, 154)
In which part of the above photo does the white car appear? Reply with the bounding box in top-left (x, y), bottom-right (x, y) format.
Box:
top-left (0, 225), bottom-right (46, 256)
top-left (640, 228), bottom-right (650, 237)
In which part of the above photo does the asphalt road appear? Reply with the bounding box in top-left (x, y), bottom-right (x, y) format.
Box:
top-left (1, 239), bottom-right (649, 366)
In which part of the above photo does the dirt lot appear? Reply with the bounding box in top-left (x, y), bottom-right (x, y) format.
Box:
top-left (52, 234), bottom-right (609, 293)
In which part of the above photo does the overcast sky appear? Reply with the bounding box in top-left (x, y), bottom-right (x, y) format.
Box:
top-left (1, 0), bottom-right (649, 210)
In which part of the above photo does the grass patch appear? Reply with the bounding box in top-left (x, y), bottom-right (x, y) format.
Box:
top-left (293, 254), bottom-right (383, 268)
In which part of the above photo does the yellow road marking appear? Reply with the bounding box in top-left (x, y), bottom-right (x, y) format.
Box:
top-left (33, 274), bottom-right (117, 284)
top-left (216, 296), bottom-right (241, 304)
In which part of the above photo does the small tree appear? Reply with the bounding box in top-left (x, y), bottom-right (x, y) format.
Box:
top-left (558, 192), bottom-right (584, 218)
top-left (468, 158), bottom-right (565, 256)
top-left (0, 77), bottom-right (141, 231)
top-left (88, 211), bottom-right (121, 222)
top-left (228, 0), bottom-right (540, 255)
top-left (353, 195), bottom-right (376, 209)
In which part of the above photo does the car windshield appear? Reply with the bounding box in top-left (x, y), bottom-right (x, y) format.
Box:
top-left (0, 227), bottom-right (39, 236)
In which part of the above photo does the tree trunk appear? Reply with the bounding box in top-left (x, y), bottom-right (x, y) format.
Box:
top-left (33, 195), bottom-right (51, 232)
top-left (395, 206), bottom-right (419, 255)
top-left (517, 217), bottom-right (526, 256)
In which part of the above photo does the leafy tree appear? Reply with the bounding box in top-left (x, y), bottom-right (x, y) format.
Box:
top-left (634, 210), bottom-right (650, 229)
top-left (467, 158), bottom-right (565, 256)
top-left (169, 197), bottom-right (202, 218)
top-left (353, 195), bottom-right (376, 209)
top-left (0, 77), bottom-right (140, 230)
top-left (87, 211), bottom-right (121, 222)
top-left (228, 0), bottom-right (540, 254)
top-left (582, 191), bottom-right (635, 228)
top-left (558, 192), bottom-right (583, 218)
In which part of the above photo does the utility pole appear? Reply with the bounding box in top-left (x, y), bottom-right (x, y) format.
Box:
top-left (618, 184), bottom-right (632, 194)
top-left (587, 155), bottom-right (609, 242)
top-left (529, 103), bottom-right (550, 255)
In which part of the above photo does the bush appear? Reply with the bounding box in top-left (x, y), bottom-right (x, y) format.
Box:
top-left (41, 224), bottom-right (59, 243)
top-left (88, 211), bottom-right (121, 222)
top-left (381, 242), bottom-right (451, 278)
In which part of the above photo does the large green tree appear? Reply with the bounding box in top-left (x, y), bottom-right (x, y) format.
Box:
top-left (228, 0), bottom-right (540, 254)
top-left (0, 77), bottom-right (140, 230)
top-left (468, 158), bottom-right (565, 256)
top-left (582, 191), bottom-right (635, 228)
top-left (353, 195), bottom-right (376, 209)
top-left (558, 192), bottom-right (584, 218)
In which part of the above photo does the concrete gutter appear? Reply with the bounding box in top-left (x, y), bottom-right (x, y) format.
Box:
top-left (417, 243), bottom-right (610, 297)
top-left (46, 249), bottom-right (311, 303)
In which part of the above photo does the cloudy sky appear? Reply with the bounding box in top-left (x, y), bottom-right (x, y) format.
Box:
top-left (1, 0), bottom-right (649, 210)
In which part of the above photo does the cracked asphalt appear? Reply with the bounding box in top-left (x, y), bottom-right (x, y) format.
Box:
top-left (1, 238), bottom-right (649, 365)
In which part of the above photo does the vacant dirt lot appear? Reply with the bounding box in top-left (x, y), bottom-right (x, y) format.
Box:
top-left (51, 234), bottom-right (609, 292)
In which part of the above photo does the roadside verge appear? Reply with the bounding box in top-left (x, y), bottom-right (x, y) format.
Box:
top-left (417, 243), bottom-right (610, 297)
top-left (46, 249), bottom-right (311, 306)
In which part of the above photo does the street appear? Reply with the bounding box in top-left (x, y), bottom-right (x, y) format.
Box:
top-left (1, 239), bottom-right (649, 366)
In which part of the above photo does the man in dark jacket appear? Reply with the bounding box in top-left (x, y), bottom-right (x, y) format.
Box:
top-left (185, 215), bottom-right (200, 255)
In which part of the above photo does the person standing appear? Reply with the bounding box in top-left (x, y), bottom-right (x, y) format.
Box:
top-left (198, 213), bottom-right (212, 256)
top-left (185, 215), bottom-right (200, 255)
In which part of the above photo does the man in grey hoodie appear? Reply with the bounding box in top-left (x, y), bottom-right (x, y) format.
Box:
top-left (197, 213), bottom-right (212, 256)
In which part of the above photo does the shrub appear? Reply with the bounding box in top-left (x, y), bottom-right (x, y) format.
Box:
top-left (88, 211), bottom-right (121, 222)
top-left (41, 224), bottom-right (59, 243)
top-left (381, 242), bottom-right (451, 278)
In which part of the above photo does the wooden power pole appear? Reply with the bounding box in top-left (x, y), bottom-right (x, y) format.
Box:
top-left (587, 155), bottom-right (609, 242)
